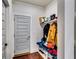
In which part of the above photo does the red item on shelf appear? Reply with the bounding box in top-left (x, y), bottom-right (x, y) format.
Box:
top-left (48, 57), bottom-right (50, 59)
top-left (48, 49), bottom-right (57, 55)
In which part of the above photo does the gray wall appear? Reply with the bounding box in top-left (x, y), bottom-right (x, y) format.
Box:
top-left (65, 0), bottom-right (75, 59)
top-left (45, 0), bottom-right (57, 17)
top-left (58, 0), bottom-right (75, 59)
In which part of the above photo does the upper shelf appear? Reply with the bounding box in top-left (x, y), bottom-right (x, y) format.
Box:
top-left (40, 19), bottom-right (57, 28)
top-left (42, 19), bottom-right (57, 24)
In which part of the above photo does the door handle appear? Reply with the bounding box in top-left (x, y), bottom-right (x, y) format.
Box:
top-left (5, 43), bottom-right (8, 46)
top-left (27, 36), bottom-right (30, 40)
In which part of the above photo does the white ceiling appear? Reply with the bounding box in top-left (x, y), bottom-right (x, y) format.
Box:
top-left (14, 0), bottom-right (53, 7)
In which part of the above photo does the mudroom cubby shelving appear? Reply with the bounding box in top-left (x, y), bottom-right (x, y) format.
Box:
top-left (37, 16), bottom-right (57, 59)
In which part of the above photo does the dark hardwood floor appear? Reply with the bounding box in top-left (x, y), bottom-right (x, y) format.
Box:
top-left (13, 52), bottom-right (44, 59)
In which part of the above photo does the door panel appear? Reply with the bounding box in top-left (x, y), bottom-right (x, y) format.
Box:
top-left (14, 15), bottom-right (30, 55)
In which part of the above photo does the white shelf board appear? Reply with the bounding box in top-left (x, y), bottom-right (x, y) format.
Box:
top-left (40, 19), bottom-right (57, 28)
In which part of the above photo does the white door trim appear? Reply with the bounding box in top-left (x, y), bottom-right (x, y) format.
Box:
top-left (2, 0), bottom-right (9, 59)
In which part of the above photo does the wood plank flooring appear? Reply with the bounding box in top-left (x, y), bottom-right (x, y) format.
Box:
top-left (13, 52), bottom-right (44, 59)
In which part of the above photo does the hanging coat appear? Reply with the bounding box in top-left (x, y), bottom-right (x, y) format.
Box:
top-left (47, 22), bottom-right (57, 48)
top-left (43, 23), bottom-right (50, 37)
top-left (42, 23), bottom-right (50, 42)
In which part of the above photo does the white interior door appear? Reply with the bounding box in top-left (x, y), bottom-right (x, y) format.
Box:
top-left (14, 15), bottom-right (30, 55)
top-left (2, 2), bottom-right (6, 59)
